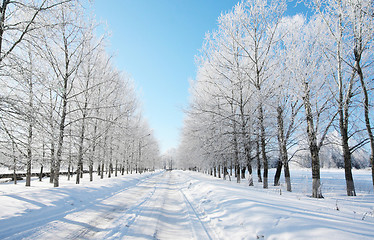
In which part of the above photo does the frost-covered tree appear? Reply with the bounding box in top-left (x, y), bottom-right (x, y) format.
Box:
top-left (285, 15), bottom-right (336, 198)
top-left (310, 0), bottom-right (374, 195)
top-left (37, 2), bottom-right (87, 187)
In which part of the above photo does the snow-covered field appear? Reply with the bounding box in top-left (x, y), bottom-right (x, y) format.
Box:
top-left (0, 169), bottom-right (373, 240)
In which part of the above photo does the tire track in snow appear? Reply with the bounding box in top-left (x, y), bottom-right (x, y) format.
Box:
top-left (71, 171), bottom-right (164, 239)
top-left (179, 185), bottom-right (220, 240)
top-left (101, 171), bottom-right (167, 239)
top-left (120, 171), bottom-right (213, 240)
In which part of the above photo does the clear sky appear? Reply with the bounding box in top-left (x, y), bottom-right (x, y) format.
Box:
top-left (92, 1), bottom-right (308, 154)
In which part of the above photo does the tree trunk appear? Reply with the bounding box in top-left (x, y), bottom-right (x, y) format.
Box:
top-left (241, 167), bottom-right (246, 179)
top-left (88, 164), bottom-right (92, 182)
top-left (245, 144), bottom-right (254, 186)
top-left (259, 104), bottom-right (268, 188)
top-left (109, 135), bottom-right (113, 177)
top-left (247, 162), bottom-right (253, 186)
top-left (256, 132), bottom-right (262, 182)
top-left (12, 142), bottom-right (17, 185)
top-left (89, 134), bottom-right (95, 182)
top-left (278, 105), bottom-right (293, 192)
top-left (340, 106), bottom-right (356, 196)
top-left (275, 106), bottom-right (284, 187)
top-left (115, 158), bottom-right (118, 177)
top-left (274, 159), bottom-right (282, 186)
top-left (0, 1), bottom-right (9, 59)
top-left (13, 165), bottom-right (17, 185)
top-left (303, 81), bottom-right (323, 198)
top-left (108, 163), bottom-right (112, 178)
top-left (236, 165), bottom-right (241, 183)
top-left (80, 162), bottom-right (83, 178)
top-left (89, 161), bottom-right (93, 182)
top-left (67, 163), bottom-right (71, 181)
top-left (284, 160), bottom-right (291, 192)
top-left (26, 121), bottom-right (32, 187)
top-left (39, 165), bottom-right (43, 181)
top-left (334, 23), bottom-right (356, 196)
top-left (54, 69), bottom-right (69, 188)
top-left (76, 164), bottom-right (81, 184)
top-left (230, 160), bottom-right (232, 176)
top-left (309, 122), bottom-right (322, 198)
top-left (233, 129), bottom-right (240, 183)
top-left (50, 143), bottom-right (55, 184)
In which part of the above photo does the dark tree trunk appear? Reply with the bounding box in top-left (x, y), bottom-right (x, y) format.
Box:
top-left (115, 159), bottom-right (118, 177)
top-left (233, 124), bottom-right (240, 183)
top-left (340, 105), bottom-right (356, 196)
top-left (274, 159), bottom-right (282, 186)
top-left (256, 133), bottom-right (262, 183)
top-left (13, 166), bottom-right (17, 185)
top-left (230, 160), bottom-right (233, 176)
top-left (89, 164), bottom-right (93, 182)
top-left (236, 164), bottom-right (240, 183)
top-left (39, 165), bottom-right (43, 181)
top-left (241, 167), bottom-right (246, 179)
top-left (108, 163), bottom-right (112, 178)
top-left (80, 162), bottom-right (83, 178)
top-left (0, 1), bottom-right (9, 59)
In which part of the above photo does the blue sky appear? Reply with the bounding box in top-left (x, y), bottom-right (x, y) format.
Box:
top-left (92, 1), bottom-right (308, 154)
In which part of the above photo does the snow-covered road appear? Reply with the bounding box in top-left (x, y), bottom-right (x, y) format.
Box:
top-left (119, 171), bottom-right (216, 240)
top-left (0, 171), bottom-right (216, 240)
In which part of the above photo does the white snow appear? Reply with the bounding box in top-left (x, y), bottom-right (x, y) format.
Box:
top-left (0, 169), bottom-right (373, 240)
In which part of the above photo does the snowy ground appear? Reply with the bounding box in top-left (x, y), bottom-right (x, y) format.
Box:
top-left (0, 169), bottom-right (373, 240)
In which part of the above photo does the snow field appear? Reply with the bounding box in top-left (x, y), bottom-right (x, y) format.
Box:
top-left (180, 169), bottom-right (374, 240)
top-left (0, 168), bottom-right (373, 240)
